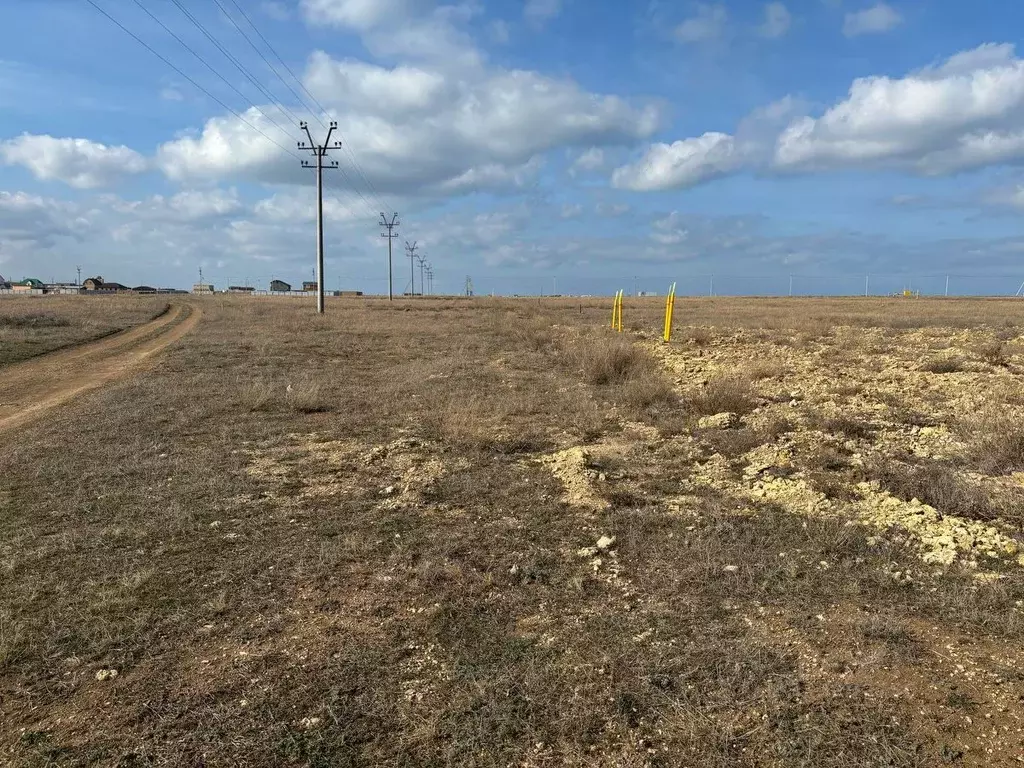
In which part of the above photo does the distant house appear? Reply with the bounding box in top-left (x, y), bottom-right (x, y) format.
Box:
top-left (270, 279), bottom-right (291, 292)
top-left (227, 285), bottom-right (255, 294)
top-left (192, 282), bottom-right (215, 296)
top-left (82, 276), bottom-right (128, 292)
top-left (302, 281), bottom-right (318, 292)
top-left (132, 286), bottom-right (157, 294)
top-left (12, 278), bottom-right (45, 294)
top-left (338, 290), bottom-right (364, 296)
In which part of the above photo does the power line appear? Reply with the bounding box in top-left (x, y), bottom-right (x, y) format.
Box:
top-left (128, 0), bottom-right (294, 140)
top-left (218, 0), bottom-right (394, 216)
top-left (86, 0), bottom-right (363, 227)
top-left (84, 0), bottom-right (299, 164)
top-left (165, 0), bottom-right (301, 126)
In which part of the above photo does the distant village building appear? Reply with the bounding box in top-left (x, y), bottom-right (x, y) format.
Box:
top-left (338, 290), bottom-right (364, 296)
top-left (192, 282), bottom-right (215, 295)
top-left (0, 274), bottom-right (10, 290)
top-left (270, 279), bottom-right (291, 292)
top-left (227, 286), bottom-right (256, 294)
top-left (11, 278), bottom-right (45, 294)
top-left (132, 286), bottom-right (158, 294)
top-left (302, 281), bottom-right (318, 292)
top-left (46, 283), bottom-right (82, 295)
top-left (83, 276), bottom-right (128, 292)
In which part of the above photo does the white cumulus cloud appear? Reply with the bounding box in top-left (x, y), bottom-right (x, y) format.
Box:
top-left (0, 134), bottom-right (148, 189)
top-left (611, 132), bottom-right (744, 191)
top-left (157, 52), bottom-right (661, 197)
top-left (774, 43), bottom-right (1024, 174)
top-left (843, 2), bottom-right (901, 37)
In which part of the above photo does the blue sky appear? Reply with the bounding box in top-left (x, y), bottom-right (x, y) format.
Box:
top-left (2, 0), bottom-right (1024, 295)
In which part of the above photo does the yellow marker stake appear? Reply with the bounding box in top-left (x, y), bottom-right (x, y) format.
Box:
top-left (611, 289), bottom-right (619, 329)
top-left (663, 282), bottom-right (676, 342)
top-left (616, 290), bottom-right (624, 332)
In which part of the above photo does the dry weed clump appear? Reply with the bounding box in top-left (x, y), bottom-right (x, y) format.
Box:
top-left (919, 356), bottom-right (965, 374)
top-left (864, 458), bottom-right (1001, 523)
top-left (569, 334), bottom-right (677, 416)
top-left (962, 410), bottom-right (1024, 475)
top-left (574, 334), bottom-right (651, 386)
top-left (683, 375), bottom-right (757, 416)
top-left (811, 413), bottom-right (877, 440)
top-left (239, 374), bottom-right (333, 414)
top-left (745, 359), bottom-right (788, 381)
top-left (973, 339), bottom-right (1009, 367)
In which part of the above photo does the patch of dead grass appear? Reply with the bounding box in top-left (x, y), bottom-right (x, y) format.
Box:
top-left (683, 375), bottom-right (757, 416)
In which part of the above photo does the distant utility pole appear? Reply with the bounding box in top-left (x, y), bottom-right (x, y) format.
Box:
top-left (417, 254), bottom-right (427, 298)
top-left (865, 274), bottom-right (870, 297)
top-left (426, 265), bottom-right (434, 296)
top-left (379, 212), bottom-right (399, 301)
top-left (945, 274), bottom-right (950, 297)
top-left (298, 120), bottom-right (340, 314)
top-left (405, 240), bottom-right (419, 296)
top-left (76, 265), bottom-right (82, 286)
top-left (465, 275), bottom-right (473, 297)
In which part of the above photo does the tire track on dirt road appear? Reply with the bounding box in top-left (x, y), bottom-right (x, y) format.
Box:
top-left (0, 302), bottom-right (202, 433)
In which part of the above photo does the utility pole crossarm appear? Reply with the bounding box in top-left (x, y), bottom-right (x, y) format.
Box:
top-left (380, 212), bottom-right (400, 302)
top-left (298, 120), bottom-right (342, 314)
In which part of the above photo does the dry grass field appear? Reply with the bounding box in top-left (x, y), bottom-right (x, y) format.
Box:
top-left (1, 295), bottom-right (1023, 766)
top-left (0, 296), bottom-right (170, 367)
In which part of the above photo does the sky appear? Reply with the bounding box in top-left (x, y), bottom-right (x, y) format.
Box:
top-left (2, 0), bottom-right (1024, 296)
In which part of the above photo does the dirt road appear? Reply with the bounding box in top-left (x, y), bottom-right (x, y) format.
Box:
top-left (0, 302), bottom-right (201, 433)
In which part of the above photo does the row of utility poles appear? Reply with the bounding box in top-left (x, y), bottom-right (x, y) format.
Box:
top-left (301, 122), bottom-right (434, 313)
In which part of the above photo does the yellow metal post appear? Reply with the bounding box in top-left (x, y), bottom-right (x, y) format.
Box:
top-left (616, 290), bottom-right (624, 332)
top-left (663, 282), bottom-right (676, 342)
top-left (611, 289), bottom-right (619, 329)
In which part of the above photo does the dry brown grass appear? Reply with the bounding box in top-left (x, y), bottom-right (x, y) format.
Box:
top-left (572, 333), bottom-right (651, 385)
top-left (962, 409), bottom-right (1024, 475)
top-left (682, 374), bottom-right (758, 416)
top-left (2, 296), bottom-right (1023, 766)
top-left (863, 457), bottom-right (1023, 526)
top-left (746, 358), bottom-right (788, 380)
top-left (809, 412), bottom-right (877, 439)
top-left (919, 356), bottom-right (966, 374)
top-left (973, 339), bottom-right (1009, 367)
top-left (0, 295), bottom-right (168, 366)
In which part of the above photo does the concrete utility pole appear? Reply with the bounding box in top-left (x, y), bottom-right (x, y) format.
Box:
top-left (379, 212), bottom-right (399, 301)
top-left (426, 265), bottom-right (434, 296)
top-left (76, 265), bottom-right (82, 286)
top-left (405, 240), bottom-right (419, 295)
top-left (298, 120), bottom-right (340, 314)
top-left (417, 254), bottom-right (427, 298)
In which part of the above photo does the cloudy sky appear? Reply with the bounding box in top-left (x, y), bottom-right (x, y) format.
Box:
top-left (2, 0), bottom-right (1024, 295)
